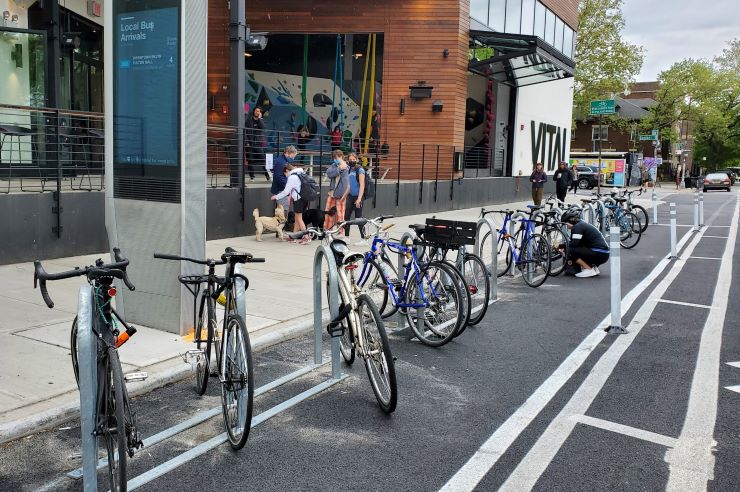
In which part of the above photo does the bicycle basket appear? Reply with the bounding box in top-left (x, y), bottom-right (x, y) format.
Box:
top-left (424, 218), bottom-right (476, 246)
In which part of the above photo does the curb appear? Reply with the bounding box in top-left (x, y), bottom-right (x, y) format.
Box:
top-left (0, 312), bottom-right (327, 445)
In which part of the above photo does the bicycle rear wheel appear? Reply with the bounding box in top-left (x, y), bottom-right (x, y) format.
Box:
top-left (518, 233), bottom-right (551, 288)
top-left (71, 316), bottom-right (79, 388)
top-left (443, 260), bottom-right (471, 336)
top-left (619, 212), bottom-right (642, 249)
top-left (220, 314), bottom-right (254, 450)
top-left (327, 276), bottom-right (355, 364)
top-left (404, 261), bottom-right (463, 347)
top-left (462, 253), bottom-right (490, 325)
top-left (195, 293), bottom-right (214, 395)
top-left (480, 231), bottom-right (511, 277)
top-left (630, 204), bottom-right (649, 232)
top-left (103, 347), bottom-right (127, 492)
top-left (545, 227), bottom-right (568, 277)
top-left (357, 294), bottom-right (397, 413)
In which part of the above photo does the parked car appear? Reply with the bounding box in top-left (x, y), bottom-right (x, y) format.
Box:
top-left (716, 168), bottom-right (737, 185)
top-left (574, 165), bottom-right (599, 189)
top-left (703, 172), bottom-right (733, 192)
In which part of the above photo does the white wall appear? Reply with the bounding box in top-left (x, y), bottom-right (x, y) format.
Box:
top-left (512, 77), bottom-right (574, 176)
top-left (60, 0), bottom-right (104, 25)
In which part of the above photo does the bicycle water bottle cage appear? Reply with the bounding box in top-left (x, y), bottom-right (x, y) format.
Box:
top-left (327, 303), bottom-right (352, 337)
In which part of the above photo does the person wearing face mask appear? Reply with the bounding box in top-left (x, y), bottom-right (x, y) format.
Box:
top-left (324, 150), bottom-right (349, 230)
top-left (271, 145), bottom-right (298, 211)
top-left (244, 107), bottom-right (271, 181)
top-left (344, 153), bottom-right (366, 241)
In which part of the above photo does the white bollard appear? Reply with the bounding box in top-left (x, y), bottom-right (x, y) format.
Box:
top-left (669, 202), bottom-right (677, 259)
top-left (699, 188), bottom-right (705, 226)
top-left (606, 226), bottom-right (626, 334)
top-left (693, 191), bottom-right (699, 232)
top-left (652, 188), bottom-right (658, 225)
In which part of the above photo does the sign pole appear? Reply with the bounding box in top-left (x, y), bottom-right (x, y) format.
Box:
top-left (597, 114), bottom-right (602, 196)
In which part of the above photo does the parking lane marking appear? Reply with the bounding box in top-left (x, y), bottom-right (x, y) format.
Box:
top-left (654, 299), bottom-right (711, 309)
top-left (574, 414), bottom-right (678, 448)
top-left (727, 361), bottom-right (740, 369)
top-left (701, 235), bottom-right (728, 239)
top-left (688, 256), bottom-right (721, 260)
top-left (725, 385), bottom-right (740, 394)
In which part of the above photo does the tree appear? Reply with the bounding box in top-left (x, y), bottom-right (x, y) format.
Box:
top-left (573, 0), bottom-right (644, 122)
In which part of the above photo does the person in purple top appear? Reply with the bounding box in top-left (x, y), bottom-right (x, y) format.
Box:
top-left (529, 162), bottom-right (547, 205)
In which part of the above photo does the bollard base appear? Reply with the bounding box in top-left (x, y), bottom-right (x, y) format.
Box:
top-left (605, 325), bottom-right (628, 334)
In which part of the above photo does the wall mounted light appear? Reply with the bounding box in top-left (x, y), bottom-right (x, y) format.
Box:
top-left (432, 100), bottom-right (443, 113)
top-left (11, 44), bottom-right (22, 68)
top-left (400, 98), bottom-right (405, 115)
top-left (11, 14), bottom-right (18, 23)
top-left (210, 95), bottom-right (217, 111)
top-left (409, 81), bottom-right (433, 100)
top-left (2, 11), bottom-right (9, 26)
top-left (443, 48), bottom-right (449, 58)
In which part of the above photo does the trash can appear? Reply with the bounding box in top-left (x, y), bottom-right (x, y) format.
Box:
top-left (684, 176), bottom-right (698, 188)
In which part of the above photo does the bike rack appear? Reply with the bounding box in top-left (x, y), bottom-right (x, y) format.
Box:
top-left (69, 254), bottom-right (346, 490)
top-left (390, 231), bottom-right (425, 336)
top-left (475, 217), bottom-right (499, 303)
top-left (77, 285), bottom-right (98, 492)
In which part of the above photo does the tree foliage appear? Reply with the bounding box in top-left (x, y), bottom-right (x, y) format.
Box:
top-left (573, 0), bottom-right (644, 121)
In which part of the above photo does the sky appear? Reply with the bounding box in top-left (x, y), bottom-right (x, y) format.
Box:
top-left (621, 0), bottom-right (739, 81)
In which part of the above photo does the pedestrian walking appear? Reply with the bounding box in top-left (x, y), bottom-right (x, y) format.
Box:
top-left (344, 153), bottom-right (366, 241)
top-left (553, 161), bottom-right (573, 203)
top-left (244, 107), bottom-right (271, 181)
top-left (324, 150), bottom-right (349, 230)
top-left (529, 163), bottom-right (547, 206)
top-left (271, 145), bottom-right (297, 211)
top-left (570, 164), bottom-right (579, 194)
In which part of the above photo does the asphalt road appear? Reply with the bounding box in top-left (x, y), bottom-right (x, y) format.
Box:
top-left (1, 189), bottom-right (738, 492)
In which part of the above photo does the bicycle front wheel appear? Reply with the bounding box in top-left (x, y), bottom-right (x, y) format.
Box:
top-left (619, 212), bottom-right (642, 249)
top-left (630, 204), bottom-right (649, 232)
top-left (462, 253), bottom-right (491, 325)
top-left (518, 233), bottom-right (551, 288)
top-left (195, 292), bottom-right (214, 395)
top-left (104, 347), bottom-right (128, 492)
top-left (545, 227), bottom-right (568, 277)
top-left (71, 316), bottom-right (79, 388)
top-left (480, 231), bottom-right (511, 277)
top-left (357, 294), bottom-right (397, 413)
top-left (220, 314), bottom-right (254, 450)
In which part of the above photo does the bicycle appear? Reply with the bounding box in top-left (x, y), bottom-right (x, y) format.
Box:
top-left (34, 248), bottom-right (142, 492)
top-left (291, 222), bottom-right (398, 412)
top-left (603, 197), bottom-right (642, 249)
top-left (154, 247), bottom-right (263, 449)
top-left (349, 217), bottom-right (466, 347)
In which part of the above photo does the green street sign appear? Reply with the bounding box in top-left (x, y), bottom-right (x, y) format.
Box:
top-left (590, 99), bottom-right (616, 115)
top-left (639, 129), bottom-right (659, 141)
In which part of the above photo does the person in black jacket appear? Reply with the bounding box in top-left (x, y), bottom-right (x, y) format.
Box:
top-left (244, 107), bottom-right (271, 181)
top-left (560, 208), bottom-right (609, 278)
top-left (553, 161), bottom-right (573, 202)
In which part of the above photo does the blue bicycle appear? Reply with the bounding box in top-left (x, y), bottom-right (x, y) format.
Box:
top-left (352, 216), bottom-right (466, 347)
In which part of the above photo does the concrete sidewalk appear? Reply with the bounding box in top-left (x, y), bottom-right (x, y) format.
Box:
top-left (0, 189), bottom-right (669, 442)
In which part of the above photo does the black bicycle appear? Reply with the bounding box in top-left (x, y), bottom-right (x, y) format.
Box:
top-left (154, 247), bottom-right (263, 449)
top-left (34, 248), bottom-right (142, 492)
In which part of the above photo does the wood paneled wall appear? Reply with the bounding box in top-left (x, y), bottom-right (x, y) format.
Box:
top-left (207, 1), bottom-right (230, 125)
top-left (207, 0), bottom-right (471, 179)
top-left (540, 0), bottom-right (579, 30)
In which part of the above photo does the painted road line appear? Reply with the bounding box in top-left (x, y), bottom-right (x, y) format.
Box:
top-left (654, 299), bottom-right (712, 309)
top-left (574, 414), bottom-right (678, 448)
top-left (497, 227), bottom-right (708, 492)
top-left (688, 256), bottom-right (722, 260)
top-left (725, 385), bottom-right (740, 394)
top-left (666, 193), bottom-right (739, 492)
top-left (727, 361), bottom-right (740, 369)
top-left (438, 228), bottom-right (697, 492)
top-left (701, 235), bottom-right (729, 239)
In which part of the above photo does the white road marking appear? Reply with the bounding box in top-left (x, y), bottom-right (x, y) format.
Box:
top-left (574, 414), bottom-right (678, 448)
top-left (665, 194), bottom-right (739, 491)
top-left (654, 224), bottom-right (731, 228)
top-left (438, 229), bottom-right (696, 492)
top-left (727, 361), bottom-right (740, 369)
top-left (688, 256), bottom-right (722, 260)
top-left (498, 227), bottom-right (708, 492)
top-left (725, 385), bottom-right (740, 394)
top-left (701, 235), bottom-right (729, 239)
top-left (654, 299), bottom-right (712, 309)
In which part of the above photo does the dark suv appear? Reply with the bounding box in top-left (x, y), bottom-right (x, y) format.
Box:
top-left (574, 165), bottom-right (599, 189)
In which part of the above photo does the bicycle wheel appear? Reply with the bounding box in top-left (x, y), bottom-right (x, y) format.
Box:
top-left (619, 212), bottom-right (642, 249)
top-left (357, 257), bottom-right (399, 319)
top-left (630, 204), bottom-right (649, 232)
top-left (404, 261), bottom-right (463, 347)
top-left (518, 233), bottom-right (551, 288)
top-left (220, 314), bottom-right (254, 450)
top-left (545, 227), bottom-right (568, 277)
top-left (104, 347), bottom-right (127, 492)
top-left (327, 276), bottom-right (355, 364)
top-left (462, 253), bottom-right (491, 325)
top-left (195, 292), bottom-right (214, 395)
top-left (442, 260), bottom-right (471, 336)
top-left (71, 316), bottom-right (79, 388)
top-left (480, 231), bottom-right (511, 278)
top-left (356, 294), bottom-right (397, 413)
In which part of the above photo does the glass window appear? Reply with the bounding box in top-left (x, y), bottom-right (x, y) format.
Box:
top-left (471, 0), bottom-right (489, 25)
top-left (554, 17), bottom-right (564, 51)
top-left (534, 2), bottom-right (546, 39)
top-left (592, 125), bottom-right (609, 141)
top-left (520, 0), bottom-right (536, 35)
top-left (545, 8), bottom-right (555, 46)
top-left (490, 0), bottom-right (506, 32)
top-left (563, 27), bottom-right (574, 58)
top-left (505, 0), bottom-right (522, 34)
top-left (0, 30), bottom-right (46, 107)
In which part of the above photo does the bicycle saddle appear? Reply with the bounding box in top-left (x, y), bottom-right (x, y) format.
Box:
top-left (527, 205), bottom-right (543, 210)
top-left (408, 224), bottom-right (426, 234)
top-left (580, 198), bottom-right (593, 203)
top-left (222, 247), bottom-right (252, 263)
top-left (615, 197), bottom-right (627, 203)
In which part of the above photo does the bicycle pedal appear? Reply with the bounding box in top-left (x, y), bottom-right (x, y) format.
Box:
top-left (326, 320), bottom-right (346, 338)
top-left (124, 371), bottom-right (148, 383)
top-left (184, 349), bottom-right (205, 364)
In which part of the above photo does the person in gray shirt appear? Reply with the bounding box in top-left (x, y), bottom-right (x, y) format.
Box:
top-left (323, 149), bottom-right (349, 229)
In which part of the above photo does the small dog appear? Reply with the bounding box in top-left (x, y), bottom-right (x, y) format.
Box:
top-left (304, 206), bottom-right (337, 229)
top-left (253, 204), bottom-right (286, 241)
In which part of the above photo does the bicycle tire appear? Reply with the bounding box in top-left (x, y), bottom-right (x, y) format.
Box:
top-left (358, 257), bottom-right (399, 319)
top-left (404, 261), bottom-right (463, 347)
top-left (480, 231), bottom-right (511, 278)
top-left (442, 260), bottom-right (471, 336)
top-left (71, 316), bottom-right (79, 388)
top-left (357, 294), bottom-right (397, 413)
top-left (545, 227), bottom-right (568, 277)
top-left (104, 347), bottom-right (128, 492)
top-left (462, 253), bottom-right (491, 326)
top-left (220, 314), bottom-right (254, 450)
top-left (195, 292), bottom-right (214, 395)
top-left (519, 233), bottom-right (551, 288)
top-left (619, 212), bottom-right (642, 249)
top-left (630, 204), bottom-right (649, 232)
top-left (327, 276), bottom-right (355, 364)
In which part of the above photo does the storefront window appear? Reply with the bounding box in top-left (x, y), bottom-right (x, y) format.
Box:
top-left (471, 0), bottom-right (489, 25)
top-left (489, 0), bottom-right (506, 32)
top-left (563, 27), bottom-right (574, 59)
top-left (554, 17), bottom-right (564, 51)
top-left (534, 2), bottom-right (546, 39)
top-left (505, 0), bottom-right (522, 34)
top-left (545, 9), bottom-right (555, 46)
top-left (0, 29), bottom-right (46, 107)
top-left (520, 0), bottom-right (536, 35)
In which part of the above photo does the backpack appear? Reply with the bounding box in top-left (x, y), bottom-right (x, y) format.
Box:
top-left (362, 169), bottom-right (375, 200)
top-left (297, 172), bottom-right (320, 202)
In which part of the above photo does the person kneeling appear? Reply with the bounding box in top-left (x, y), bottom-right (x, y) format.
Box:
top-left (560, 209), bottom-right (610, 278)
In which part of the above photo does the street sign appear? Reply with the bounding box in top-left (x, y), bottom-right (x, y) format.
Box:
top-left (639, 129), bottom-right (659, 141)
top-left (590, 99), bottom-right (616, 116)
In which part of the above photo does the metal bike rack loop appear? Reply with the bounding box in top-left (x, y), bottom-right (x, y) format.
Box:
top-left (77, 285), bottom-right (98, 492)
top-left (312, 244), bottom-right (342, 380)
top-left (475, 217), bottom-right (499, 302)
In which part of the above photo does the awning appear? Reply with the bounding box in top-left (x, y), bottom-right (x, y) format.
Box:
top-left (469, 31), bottom-right (575, 87)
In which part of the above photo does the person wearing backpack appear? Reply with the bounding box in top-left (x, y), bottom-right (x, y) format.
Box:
top-left (272, 163), bottom-right (309, 243)
top-left (324, 150), bottom-right (349, 230)
top-left (344, 153), bottom-right (366, 241)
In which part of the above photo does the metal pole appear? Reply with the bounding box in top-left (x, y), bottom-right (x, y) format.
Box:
top-left (669, 202), bottom-right (677, 259)
top-left (394, 232), bottom-right (415, 331)
top-left (77, 285), bottom-right (98, 492)
top-left (699, 188), bottom-right (704, 226)
top-left (652, 187), bottom-right (658, 225)
top-left (475, 217), bottom-right (498, 302)
top-left (434, 145), bottom-right (440, 203)
top-left (313, 245), bottom-right (341, 378)
top-left (396, 142), bottom-right (402, 207)
top-left (597, 115), bottom-right (602, 196)
top-left (606, 227), bottom-right (626, 334)
top-left (693, 191), bottom-right (699, 232)
top-left (419, 144), bottom-right (425, 205)
top-left (229, 1), bottom-right (246, 192)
